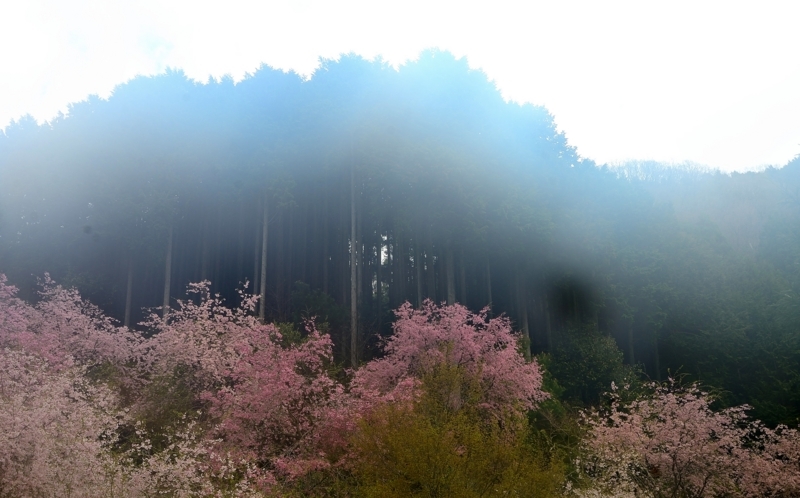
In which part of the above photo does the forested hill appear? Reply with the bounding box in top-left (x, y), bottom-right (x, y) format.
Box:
top-left (2, 50), bottom-right (799, 425)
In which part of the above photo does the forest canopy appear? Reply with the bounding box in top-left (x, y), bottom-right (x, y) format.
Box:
top-left (2, 49), bottom-right (800, 436)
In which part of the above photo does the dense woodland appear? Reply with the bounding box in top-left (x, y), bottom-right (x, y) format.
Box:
top-left (1, 51), bottom-right (800, 496)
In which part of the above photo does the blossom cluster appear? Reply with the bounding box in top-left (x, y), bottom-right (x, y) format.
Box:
top-left (582, 380), bottom-right (800, 497)
top-left (5, 272), bottom-right (797, 497)
top-left (353, 300), bottom-right (548, 414)
top-left (0, 274), bottom-right (546, 495)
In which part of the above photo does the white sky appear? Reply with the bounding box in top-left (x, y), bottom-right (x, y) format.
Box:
top-left (1, 0), bottom-right (799, 172)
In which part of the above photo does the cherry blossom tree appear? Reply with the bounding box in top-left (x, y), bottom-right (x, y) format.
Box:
top-left (352, 300), bottom-right (548, 416)
top-left (135, 281), bottom-right (345, 488)
top-left (581, 380), bottom-right (800, 498)
top-left (28, 272), bottom-right (800, 497)
top-left (0, 275), bottom-right (264, 496)
top-left (0, 349), bottom-right (122, 497)
top-left (739, 423), bottom-right (800, 497)
top-left (204, 323), bottom-right (344, 482)
top-left (341, 301), bottom-right (560, 496)
top-left (0, 273), bottom-right (138, 371)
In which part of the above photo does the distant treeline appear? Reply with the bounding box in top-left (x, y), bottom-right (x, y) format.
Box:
top-left (2, 50), bottom-right (799, 425)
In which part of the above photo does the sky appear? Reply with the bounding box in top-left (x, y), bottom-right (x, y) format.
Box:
top-left (1, 0), bottom-right (798, 172)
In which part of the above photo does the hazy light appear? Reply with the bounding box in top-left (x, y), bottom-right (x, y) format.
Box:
top-left (1, 0), bottom-right (798, 171)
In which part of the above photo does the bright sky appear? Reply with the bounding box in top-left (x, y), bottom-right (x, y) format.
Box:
top-left (1, 0), bottom-right (799, 172)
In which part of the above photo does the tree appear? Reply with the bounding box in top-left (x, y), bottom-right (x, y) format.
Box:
top-left (349, 362), bottom-right (564, 497)
top-left (581, 380), bottom-right (800, 497)
top-left (353, 300), bottom-right (548, 416)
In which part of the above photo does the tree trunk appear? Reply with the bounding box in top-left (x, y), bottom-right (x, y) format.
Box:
top-left (388, 238), bottom-right (397, 308)
top-left (350, 165), bottom-right (358, 367)
top-left (253, 201), bottom-right (261, 296)
top-left (275, 212), bottom-right (284, 317)
top-left (341, 189), bottom-right (348, 307)
top-left (540, 298), bottom-right (552, 351)
top-left (572, 289), bottom-right (579, 323)
top-left (415, 239), bottom-right (423, 308)
top-left (397, 233), bottom-right (407, 304)
top-left (201, 222), bottom-right (209, 282)
top-left (545, 297), bottom-right (553, 347)
top-left (323, 195), bottom-right (329, 295)
top-left (356, 198), bottom-right (363, 319)
top-left (236, 200), bottom-right (244, 286)
top-left (446, 247), bottom-right (455, 305)
top-left (162, 225), bottom-right (173, 318)
top-left (300, 202), bottom-right (308, 284)
top-left (376, 228), bottom-right (383, 331)
top-left (458, 252), bottom-right (467, 306)
top-left (259, 195), bottom-right (269, 322)
top-left (312, 200), bottom-right (320, 289)
top-left (653, 335), bottom-right (661, 381)
top-left (213, 216), bottom-right (221, 292)
top-left (628, 327), bottom-right (635, 364)
top-left (284, 208), bottom-right (294, 318)
top-left (124, 258), bottom-right (133, 328)
top-left (425, 229), bottom-right (437, 302)
top-left (486, 261), bottom-right (493, 316)
top-left (517, 272), bottom-right (530, 359)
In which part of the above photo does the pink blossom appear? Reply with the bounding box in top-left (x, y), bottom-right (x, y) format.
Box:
top-left (0, 349), bottom-right (121, 496)
top-left (582, 380), bottom-right (800, 497)
top-left (353, 300), bottom-right (548, 415)
top-left (0, 273), bottom-right (139, 371)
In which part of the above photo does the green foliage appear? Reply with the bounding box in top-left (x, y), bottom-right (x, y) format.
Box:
top-left (291, 281), bottom-right (348, 334)
top-left (3, 50), bottom-right (800, 432)
top-left (275, 321), bottom-right (304, 347)
top-left (124, 365), bottom-right (205, 455)
top-left (290, 281), bottom-right (350, 362)
top-left (544, 325), bottom-right (641, 406)
top-left (528, 395), bottom-right (587, 488)
top-left (348, 363), bottom-right (565, 497)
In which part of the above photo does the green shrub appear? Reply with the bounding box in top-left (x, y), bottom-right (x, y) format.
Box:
top-left (348, 363), bottom-right (565, 497)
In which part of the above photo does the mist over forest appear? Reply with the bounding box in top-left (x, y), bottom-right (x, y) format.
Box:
top-left (2, 50), bottom-right (800, 496)
top-left (3, 50), bottom-right (800, 419)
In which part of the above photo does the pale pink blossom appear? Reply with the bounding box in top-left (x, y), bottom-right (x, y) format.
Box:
top-left (582, 380), bottom-right (800, 497)
top-left (353, 300), bottom-right (548, 415)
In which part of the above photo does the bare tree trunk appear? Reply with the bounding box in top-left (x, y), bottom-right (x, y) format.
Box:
top-left (415, 239), bottom-right (423, 308)
top-left (356, 199), bottom-right (363, 317)
top-left (388, 238), bottom-right (397, 308)
top-left (628, 327), bottom-right (635, 364)
top-left (486, 261), bottom-right (493, 316)
top-left (458, 252), bottom-right (467, 306)
top-left (425, 228), bottom-right (437, 302)
top-left (350, 165), bottom-right (358, 367)
top-left (376, 228), bottom-right (383, 331)
top-left (653, 336), bottom-right (661, 381)
top-left (572, 289), bottom-right (579, 323)
top-left (300, 202), bottom-right (308, 284)
top-left (237, 200), bottom-right (244, 285)
top-left (259, 195), bottom-right (269, 322)
top-left (446, 247), bottom-right (455, 305)
top-left (426, 248), bottom-right (437, 302)
top-left (213, 216), bottom-right (221, 292)
top-left (323, 195), bottom-right (329, 295)
top-left (540, 299), bottom-right (552, 351)
top-left (517, 272), bottom-right (530, 359)
top-left (341, 189), bottom-right (348, 307)
top-left (275, 212), bottom-right (284, 317)
top-left (286, 208), bottom-right (294, 317)
top-left (253, 200), bottom-right (261, 295)
top-left (201, 222), bottom-right (209, 282)
top-left (124, 258), bottom-right (133, 328)
top-left (541, 275), bottom-right (553, 348)
top-left (397, 233), bottom-right (407, 304)
top-left (162, 225), bottom-right (173, 318)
